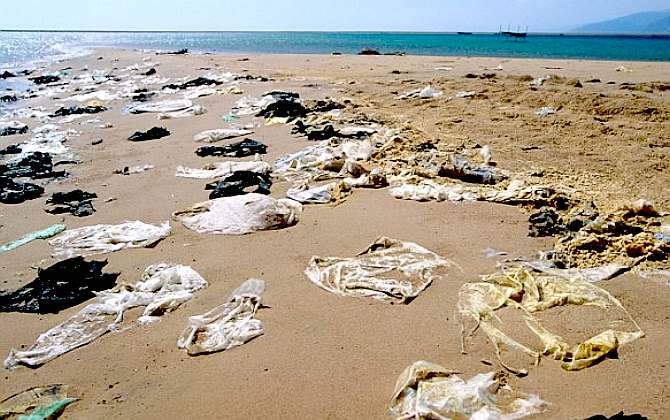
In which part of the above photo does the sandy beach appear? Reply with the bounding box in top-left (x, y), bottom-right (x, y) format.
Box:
top-left (1, 48), bottom-right (669, 419)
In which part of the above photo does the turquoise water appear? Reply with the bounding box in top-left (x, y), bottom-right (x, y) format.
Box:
top-left (1, 31), bottom-right (670, 68)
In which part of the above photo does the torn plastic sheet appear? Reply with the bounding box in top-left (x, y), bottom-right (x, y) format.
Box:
top-left (173, 193), bottom-right (302, 235)
top-left (157, 105), bottom-right (207, 119)
top-left (0, 177), bottom-right (44, 204)
top-left (458, 266), bottom-right (644, 372)
top-left (176, 161), bottom-right (271, 179)
top-left (287, 181), bottom-right (352, 205)
top-left (178, 278), bottom-right (264, 355)
top-left (483, 180), bottom-right (571, 208)
top-left (518, 260), bottom-right (632, 283)
top-left (399, 86), bottom-right (443, 99)
top-left (206, 171), bottom-right (272, 199)
top-left (305, 237), bottom-right (451, 303)
top-left (48, 220), bottom-right (170, 258)
top-left (390, 180), bottom-right (477, 202)
top-left (125, 99), bottom-right (192, 114)
top-left (195, 139), bottom-right (267, 158)
top-left (389, 360), bottom-right (547, 420)
top-left (0, 256), bottom-right (119, 314)
top-left (45, 190), bottom-right (97, 217)
top-left (0, 224), bottom-right (66, 254)
top-left (4, 263), bottom-right (208, 368)
top-left (0, 121), bottom-right (29, 136)
top-left (193, 128), bottom-right (253, 143)
top-left (0, 384), bottom-right (78, 419)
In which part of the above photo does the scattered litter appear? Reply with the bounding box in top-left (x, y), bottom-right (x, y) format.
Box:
top-left (458, 266), bottom-right (644, 372)
top-left (48, 220), bottom-right (170, 258)
top-left (4, 263), bottom-right (207, 368)
top-left (206, 171), bottom-right (272, 199)
top-left (390, 180), bottom-right (477, 202)
top-left (535, 106), bottom-right (556, 117)
top-left (50, 104), bottom-right (107, 117)
top-left (483, 248), bottom-right (507, 258)
top-left (0, 177), bottom-right (44, 204)
top-left (530, 75), bottom-right (550, 86)
top-left (157, 105), bottom-right (207, 119)
top-left (399, 85), bottom-right (443, 99)
top-left (176, 161), bottom-right (271, 179)
top-left (173, 193), bottom-right (302, 235)
top-left (178, 278), bottom-right (264, 355)
top-left (45, 190), bottom-right (97, 217)
top-left (196, 139), bottom-right (267, 158)
top-left (440, 154), bottom-right (507, 184)
top-left (114, 164), bottom-right (154, 175)
top-left (0, 121), bottom-right (28, 137)
top-left (0, 224), bottom-right (66, 254)
top-left (128, 127), bottom-right (170, 142)
top-left (0, 256), bottom-right (118, 314)
top-left (125, 99), bottom-right (192, 114)
top-left (389, 360), bottom-right (547, 419)
top-left (193, 128), bottom-right (253, 143)
top-left (305, 237), bottom-right (451, 303)
top-left (0, 384), bottom-right (77, 419)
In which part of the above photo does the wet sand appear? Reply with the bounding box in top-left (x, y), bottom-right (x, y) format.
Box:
top-left (0, 49), bottom-right (669, 419)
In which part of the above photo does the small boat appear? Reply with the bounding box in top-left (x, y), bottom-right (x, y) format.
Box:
top-left (457, 31), bottom-right (473, 35)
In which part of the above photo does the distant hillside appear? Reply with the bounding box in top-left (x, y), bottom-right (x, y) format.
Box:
top-left (574, 10), bottom-right (670, 33)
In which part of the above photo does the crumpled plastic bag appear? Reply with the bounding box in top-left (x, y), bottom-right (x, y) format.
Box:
top-left (0, 384), bottom-right (77, 419)
top-left (48, 220), bottom-right (171, 258)
top-left (305, 237), bottom-right (451, 303)
top-left (157, 104), bottom-right (207, 119)
top-left (4, 263), bottom-right (208, 369)
top-left (458, 266), bottom-right (644, 372)
top-left (173, 193), bottom-right (302, 235)
top-left (126, 99), bottom-right (192, 114)
top-left (175, 161), bottom-right (271, 179)
top-left (0, 224), bottom-right (65, 254)
top-left (287, 181), bottom-right (352, 205)
top-left (178, 278), bottom-right (264, 355)
top-left (389, 360), bottom-right (547, 420)
top-left (193, 128), bottom-right (253, 143)
top-left (390, 180), bottom-right (477, 202)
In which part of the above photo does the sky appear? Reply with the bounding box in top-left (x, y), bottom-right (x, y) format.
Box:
top-left (2, 0), bottom-right (669, 32)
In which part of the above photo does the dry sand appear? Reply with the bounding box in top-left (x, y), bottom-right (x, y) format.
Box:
top-left (0, 49), bottom-right (669, 419)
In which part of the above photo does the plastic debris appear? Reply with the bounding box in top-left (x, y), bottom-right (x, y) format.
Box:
top-left (0, 152), bottom-right (66, 179)
top-left (206, 171), bottom-right (272, 199)
top-left (126, 99), bottom-right (192, 114)
top-left (0, 224), bottom-right (66, 254)
top-left (114, 164), bottom-right (154, 175)
top-left (45, 190), bottom-right (97, 217)
top-left (0, 384), bottom-right (77, 419)
top-left (195, 139), bottom-right (267, 158)
top-left (0, 121), bottom-right (29, 137)
top-left (163, 76), bottom-right (222, 90)
top-left (29, 74), bottom-right (60, 85)
top-left (389, 360), bottom-right (547, 419)
top-left (0, 256), bottom-right (118, 314)
top-left (4, 263), bottom-right (207, 368)
top-left (255, 91), bottom-right (306, 120)
top-left (390, 180), bottom-right (477, 202)
top-left (48, 220), bottom-right (170, 258)
top-left (178, 278), bottom-right (265, 355)
top-left (287, 181), bottom-right (352, 205)
top-left (157, 105), bottom-right (207, 119)
top-left (452, 90), bottom-right (476, 99)
top-left (193, 128), bottom-right (253, 143)
top-left (458, 266), bottom-right (644, 372)
top-left (535, 106), bottom-right (556, 117)
top-left (440, 154), bottom-right (508, 185)
top-left (483, 248), bottom-right (508, 258)
top-left (173, 193), bottom-right (302, 235)
top-left (305, 237), bottom-right (451, 303)
top-left (50, 104), bottom-right (107, 117)
top-left (530, 75), bottom-right (550, 86)
top-left (0, 177), bottom-right (44, 204)
top-left (128, 127), bottom-right (170, 142)
top-left (176, 161), bottom-right (271, 179)
top-left (399, 85), bottom-right (443, 99)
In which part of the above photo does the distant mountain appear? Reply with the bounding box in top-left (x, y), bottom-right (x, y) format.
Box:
top-left (574, 10), bottom-right (670, 33)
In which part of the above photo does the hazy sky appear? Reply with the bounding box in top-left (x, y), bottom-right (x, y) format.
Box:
top-left (3, 0), bottom-right (668, 32)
